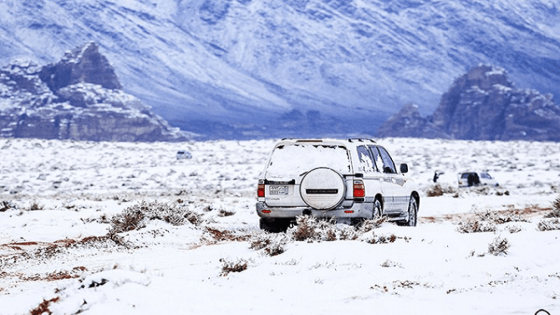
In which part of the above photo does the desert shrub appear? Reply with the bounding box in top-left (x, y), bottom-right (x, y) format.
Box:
top-left (545, 196), bottom-right (560, 218)
top-left (457, 221), bottom-right (496, 233)
top-left (289, 216), bottom-right (338, 242)
top-left (109, 201), bottom-right (203, 234)
top-left (537, 218), bottom-right (560, 231)
top-left (0, 200), bottom-right (14, 212)
top-left (220, 258), bottom-right (248, 276)
top-left (30, 297), bottom-right (60, 315)
top-left (477, 211), bottom-right (530, 224)
top-left (249, 233), bottom-right (289, 256)
top-left (28, 201), bottom-right (44, 211)
top-left (380, 260), bottom-right (403, 268)
top-left (356, 217), bottom-right (387, 233)
top-left (426, 184), bottom-right (445, 197)
top-left (426, 184), bottom-right (456, 197)
top-left (505, 225), bottom-right (523, 234)
top-left (109, 207), bottom-right (146, 234)
top-left (218, 208), bottom-right (235, 217)
top-left (458, 210), bottom-right (531, 233)
top-left (203, 227), bottom-right (249, 243)
top-left (286, 215), bottom-right (387, 242)
top-left (363, 233), bottom-right (398, 244)
top-left (488, 237), bottom-right (510, 256)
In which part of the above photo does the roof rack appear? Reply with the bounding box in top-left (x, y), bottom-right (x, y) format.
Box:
top-left (295, 139), bottom-right (323, 143)
top-left (347, 138), bottom-right (376, 143)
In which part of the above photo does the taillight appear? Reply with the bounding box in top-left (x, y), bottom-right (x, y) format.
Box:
top-left (257, 183), bottom-right (265, 197)
top-left (353, 180), bottom-right (365, 198)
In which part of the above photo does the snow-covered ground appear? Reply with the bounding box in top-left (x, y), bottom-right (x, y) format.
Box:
top-left (1, 137), bottom-right (559, 315)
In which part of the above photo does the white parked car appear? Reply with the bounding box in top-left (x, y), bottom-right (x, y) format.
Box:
top-left (256, 139), bottom-right (420, 232)
top-left (176, 150), bottom-right (192, 160)
top-left (457, 171), bottom-right (499, 187)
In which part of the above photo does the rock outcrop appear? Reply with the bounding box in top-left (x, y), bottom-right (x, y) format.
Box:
top-left (375, 103), bottom-right (448, 139)
top-left (377, 65), bottom-right (560, 141)
top-left (0, 43), bottom-right (192, 142)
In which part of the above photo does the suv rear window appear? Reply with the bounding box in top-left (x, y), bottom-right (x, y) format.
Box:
top-left (265, 144), bottom-right (351, 179)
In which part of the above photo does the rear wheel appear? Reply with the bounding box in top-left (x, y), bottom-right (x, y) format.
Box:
top-left (259, 218), bottom-right (291, 233)
top-left (398, 197), bottom-right (417, 227)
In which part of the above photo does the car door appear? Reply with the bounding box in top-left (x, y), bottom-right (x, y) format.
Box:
top-left (376, 146), bottom-right (409, 213)
top-left (369, 145), bottom-right (396, 212)
top-left (355, 146), bottom-right (384, 209)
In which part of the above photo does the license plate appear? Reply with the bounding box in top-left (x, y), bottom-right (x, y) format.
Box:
top-left (269, 185), bottom-right (289, 195)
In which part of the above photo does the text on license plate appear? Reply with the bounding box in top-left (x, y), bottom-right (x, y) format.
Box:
top-left (269, 185), bottom-right (289, 195)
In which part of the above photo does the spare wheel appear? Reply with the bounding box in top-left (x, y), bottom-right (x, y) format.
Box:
top-left (300, 167), bottom-right (346, 210)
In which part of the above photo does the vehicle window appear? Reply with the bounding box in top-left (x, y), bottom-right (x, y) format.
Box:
top-left (480, 172), bottom-right (492, 179)
top-left (368, 145), bottom-right (382, 172)
top-left (461, 173), bottom-right (469, 179)
top-left (265, 144), bottom-right (351, 179)
top-left (376, 146), bottom-right (397, 174)
top-left (357, 146), bottom-right (376, 173)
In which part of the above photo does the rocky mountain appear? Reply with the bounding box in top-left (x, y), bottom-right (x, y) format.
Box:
top-left (1, 0), bottom-right (559, 139)
top-left (0, 42), bottom-right (191, 142)
top-left (377, 65), bottom-right (560, 141)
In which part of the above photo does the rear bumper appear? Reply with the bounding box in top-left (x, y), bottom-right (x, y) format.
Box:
top-left (255, 201), bottom-right (372, 219)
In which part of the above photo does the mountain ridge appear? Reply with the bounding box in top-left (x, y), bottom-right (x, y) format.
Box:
top-left (1, 0), bottom-right (559, 139)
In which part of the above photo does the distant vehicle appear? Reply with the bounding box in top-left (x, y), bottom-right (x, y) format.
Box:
top-left (176, 150), bottom-right (192, 160)
top-left (256, 138), bottom-right (420, 232)
top-left (457, 171), bottom-right (498, 187)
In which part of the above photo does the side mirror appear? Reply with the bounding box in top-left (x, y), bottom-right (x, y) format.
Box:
top-left (400, 163), bottom-right (409, 174)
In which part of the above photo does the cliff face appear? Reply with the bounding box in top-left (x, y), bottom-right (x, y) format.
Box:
top-left (377, 65), bottom-right (560, 141)
top-left (0, 43), bottom-right (191, 142)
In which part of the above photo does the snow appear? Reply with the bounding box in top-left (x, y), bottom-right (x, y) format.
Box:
top-left (265, 143), bottom-right (351, 179)
top-left (1, 137), bottom-right (559, 314)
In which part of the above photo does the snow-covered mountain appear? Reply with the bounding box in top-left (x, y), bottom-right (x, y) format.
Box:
top-left (1, 0), bottom-right (559, 138)
top-left (0, 42), bottom-right (191, 142)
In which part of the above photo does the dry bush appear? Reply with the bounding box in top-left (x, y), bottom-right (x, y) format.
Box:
top-left (363, 233), bottom-right (399, 244)
top-left (30, 297), bottom-right (60, 315)
top-left (289, 216), bottom-right (339, 242)
top-left (505, 225), bottom-right (523, 234)
top-left (477, 211), bottom-right (530, 224)
top-left (286, 216), bottom-right (386, 242)
top-left (426, 184), bottom-right (457, 197)
top-left (218, 208), bottom-right (236, 217)
top-left (0, 200), bottom-right (14, 212)
top-left (381, 260), bottom-right (403, 268)
top-left (249, 233), bottom-right (288, 256)
top-left (488, 237), bottom-right (510, 256)
top-left (457, 221), bottom-right (496, 233)
top-left (545, 196), bottom-right (560, 218)
top-left (458, 210), bottom-right (531, 233)
top-left (220, 258), bottom-right (248, 276)
top-left (203, 227), bottom-right (249, 243)
top-left (109, 201), bottom-right (203, 235)
top-left (28, 201), bottom-right (44, 211)
top-left (357, 217), bottom-right (387, 233)
top-left (426, 184), bottom-right (445, 197)
top-left (537, 218), bottom-right (560, 231)
top-left (109, 207), bottom-right (145, 234)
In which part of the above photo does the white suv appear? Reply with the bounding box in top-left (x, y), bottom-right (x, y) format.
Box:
top-left (256, 139), bottom-right (420, 232)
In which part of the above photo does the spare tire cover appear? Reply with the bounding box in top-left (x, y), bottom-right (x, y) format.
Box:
top-left (300, 167), bottom-right (346, 210)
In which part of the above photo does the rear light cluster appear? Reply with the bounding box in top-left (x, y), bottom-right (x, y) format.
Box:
top-left (257, 182), bottom-right (265, 198)
top-left (353, 180), bottom-right (365, 198)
